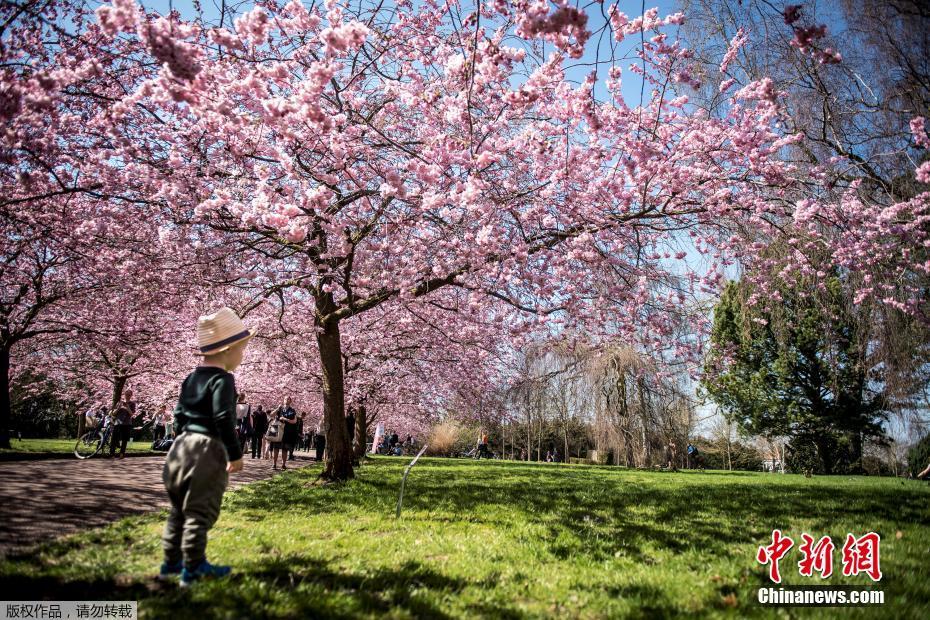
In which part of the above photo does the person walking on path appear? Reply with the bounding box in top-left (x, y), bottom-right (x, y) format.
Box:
top-left (236, 392), bottom-right (252, 453)
top-left (277, 397), bottom-right (299, 465)
top-left (345, 407), bottom-right (356, 462)
top-left (160, 307), bottom-right (252, 587)
top-left (346, 407), bottom-right (356, 446)
top-left (476, 431), bottom-right (490, 460)
top-left (153, 404), bottom-right (169, 445)
top-left (292, 409), bottom-right (304, 458)
top-left (313, 424), bottom-right (326, 462)
top-left (165, 405), bottom-right (175, 438)
top-left (666, 441), bottom-right (678, 471)
top-left (266, 414), bottom-right (283, 468)
top-left (291, 413), bottom-right (307, 452)
top-left (109, 390), bottom-right (136, 459)
top-left (305, 424), bottom-right (313, 453)
top-left (250, 405), bottom-right (267, 459)
top-left (263, 413), bottom-right (274, 460)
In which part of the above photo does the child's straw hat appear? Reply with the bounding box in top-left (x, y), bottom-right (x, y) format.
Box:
top-left (197, 307), bottom-right (254, 355)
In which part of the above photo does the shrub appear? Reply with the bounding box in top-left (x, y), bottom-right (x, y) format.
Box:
top-left (786, 437), bottom-right (823, 474)
top-left (907, 433), bottom-right (930, 477)
top-left (426, 421), bottom-right (463, 456)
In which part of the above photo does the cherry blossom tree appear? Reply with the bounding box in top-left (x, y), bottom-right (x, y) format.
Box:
top-left (680, 0), bottom-right (930, 433)
top-left (76, 0), bottom-right (804, 481)
top-left (6, 0), bottom-right (928, 480)
top-left (0, 0), bottom-right (177, 446)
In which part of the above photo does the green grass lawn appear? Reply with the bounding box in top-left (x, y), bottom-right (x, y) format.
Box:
top-left (1, 458), bottom-right (928, 619)
top-left (0, 437), bottom-right (157, 456)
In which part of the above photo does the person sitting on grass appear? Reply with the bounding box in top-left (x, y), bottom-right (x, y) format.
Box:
top-left (918, 462), bottom-right (930, 479)
top-left (159, 307), bottom-right (251, 587)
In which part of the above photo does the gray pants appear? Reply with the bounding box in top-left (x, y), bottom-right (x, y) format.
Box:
top-left (162, 432), bottom-right (228, 569)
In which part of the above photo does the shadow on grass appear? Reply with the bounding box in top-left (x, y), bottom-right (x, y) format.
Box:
top-left (1, 554), bottom-right (526, 620)
top-left (6, 459), bottom-right (929, 618)
top-left (229, 459), bottom-right (930, 570)
top-left (0, 572), bottom-right (174, 602)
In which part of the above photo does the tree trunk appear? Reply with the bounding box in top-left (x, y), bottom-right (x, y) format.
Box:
top-left (111, 375), bottom-right (128, 411)
top-left (726, 423), bottom-right (732, 471)
top-left (537, 418), bottom-right (542, 462)
top-left (317, 319), bottom-right (353, 481)
top-left (0, 344), bottom-right (11, 449)
top-left (510, 423), bottom-right (514, 460)
top-left (562, 424), bottom-right (569, 463)
top-left (526, 404), bottom-right (533, 462)
top-left (813, 436), bottom-right (835, 475)
top-left (638, 378), bottom-right (650, 467)
top-left (850, 430), bottom-right (863, 474)
top-left (353, 404), bottom-right (367, 460)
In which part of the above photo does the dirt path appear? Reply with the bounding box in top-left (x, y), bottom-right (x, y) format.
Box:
top-left (0, 452), bottom-right (318, 556)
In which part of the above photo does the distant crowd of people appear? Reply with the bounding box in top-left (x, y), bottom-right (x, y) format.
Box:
top-left (372, 430), bottom-right (417, 456)
top-left (232, 393), bottom-right (341, 469)
top-left (82, 390), bottom-right (374, 467)
top-left (83, 389), bottom-right (167, 459)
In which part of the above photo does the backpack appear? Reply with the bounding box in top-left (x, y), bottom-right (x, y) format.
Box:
top-left (265, 418), bottom-right (284, 442)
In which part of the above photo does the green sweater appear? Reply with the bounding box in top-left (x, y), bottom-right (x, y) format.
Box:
top-left (173, 366), bottom-right (242, 462)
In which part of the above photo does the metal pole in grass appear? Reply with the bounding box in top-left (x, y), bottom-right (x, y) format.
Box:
top-left (396, 445), bottom-right (429, 518)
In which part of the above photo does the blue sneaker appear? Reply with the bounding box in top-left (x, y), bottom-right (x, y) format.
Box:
top-left (180, 560), bottom-right (232, 587)
top-left (157, 560), bottom-right (183, 581)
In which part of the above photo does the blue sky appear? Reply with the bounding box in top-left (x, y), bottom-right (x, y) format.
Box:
top-left (139, 0), bottom-right (680, 106)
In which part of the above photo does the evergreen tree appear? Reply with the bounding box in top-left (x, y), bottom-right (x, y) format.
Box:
top-left (702, 278), bottom-right (887, 474)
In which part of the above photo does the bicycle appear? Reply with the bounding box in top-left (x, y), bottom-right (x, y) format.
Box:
top-left (74, 418), bottom-right (115, 459)
top-left (74, 415), bottom-right (156, 459)
top-left (458, 446), bottom-right (499, 460)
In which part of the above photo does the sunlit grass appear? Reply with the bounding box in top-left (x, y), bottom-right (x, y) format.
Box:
top-left (0, 437), bottom-right (157, 455)
top-left (1, 458), bottom-right (928, 618)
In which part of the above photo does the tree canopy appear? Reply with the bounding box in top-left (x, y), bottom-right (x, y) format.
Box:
top-left (2, 0), bottom-right (928, 479)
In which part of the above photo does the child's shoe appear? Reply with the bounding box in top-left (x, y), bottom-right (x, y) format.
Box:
top-left (180, 560), bottom-right (232, 587)
top-left (157, 560), bottom-right (183, 581)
